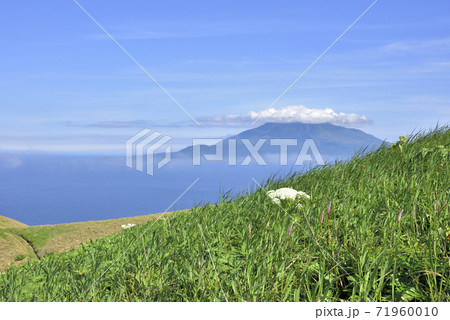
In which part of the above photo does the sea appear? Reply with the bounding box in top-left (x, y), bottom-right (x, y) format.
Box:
top-left (0, 153), bottom-right (326, 226)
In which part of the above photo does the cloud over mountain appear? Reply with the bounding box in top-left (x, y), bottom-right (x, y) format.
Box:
top-left (197, 105), bottom-right (373, 127)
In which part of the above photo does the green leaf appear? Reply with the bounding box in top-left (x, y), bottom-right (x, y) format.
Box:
top-left (421, 148), bottom-right (432, 157)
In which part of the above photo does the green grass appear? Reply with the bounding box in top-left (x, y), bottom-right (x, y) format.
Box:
top-left (12, 225), bottom-right (77, 250)
top-left (0, 126), bottom-right (449, 301)
top-left (0, 231), bottom-right (7, 240)
top-left (14, 255), bottom-right (27, 262)
top-left (0, 211), bottom-right (176, 270)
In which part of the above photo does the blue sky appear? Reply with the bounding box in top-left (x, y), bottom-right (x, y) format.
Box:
top-left (1, 0), bottom-right (449, 154)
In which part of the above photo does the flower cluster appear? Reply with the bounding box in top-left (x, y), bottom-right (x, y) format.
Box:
top-left (121, 223), bottom-right (136, 229)
top-left (267, 187), bottom-right (310, 205)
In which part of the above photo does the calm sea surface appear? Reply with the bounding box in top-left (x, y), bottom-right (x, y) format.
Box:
top-left (0, 154), bottom-right (318, 226)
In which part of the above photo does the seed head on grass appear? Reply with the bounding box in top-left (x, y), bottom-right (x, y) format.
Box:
top-left (397, 209), bottom-right (404, 223)
top-left (327, 201), bottom-right (331, 219)
top-left (288, 222), bottom-right (294, 236)
top-left (440, 200), bottom-right (448, 211)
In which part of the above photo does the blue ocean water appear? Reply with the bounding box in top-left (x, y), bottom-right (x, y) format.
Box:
top-left (0, 153), bottom-right (316, 226)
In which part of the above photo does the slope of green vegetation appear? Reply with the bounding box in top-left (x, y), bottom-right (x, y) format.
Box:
top-left (0, 212), bottom-right (176, 270)
top-left (1, 126), bottom-right (449, 301)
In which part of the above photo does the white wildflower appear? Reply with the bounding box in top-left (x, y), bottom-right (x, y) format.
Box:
top-left (272, 198), bottom-right (281, 204)
top-left (267, 187), bottom-right (310, 206)
top-left (121, 223), bottom-right (136, 229)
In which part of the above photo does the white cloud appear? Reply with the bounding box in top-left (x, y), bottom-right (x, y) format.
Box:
top-left (86, 120), bottom-right (150, 128)
top-left (197, 105), bottom-right (372, 127)
top-left (382, 38), bottom-right (450, 54)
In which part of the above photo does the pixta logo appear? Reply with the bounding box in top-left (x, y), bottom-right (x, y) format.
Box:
top-left (126, 129), bottom-right (172, 176)
top-left (192, 138), bottom-right (324, 166)
top-left (126, 129), bottom-right (325, 175)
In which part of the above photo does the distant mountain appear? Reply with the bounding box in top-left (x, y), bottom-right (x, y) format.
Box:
top-left (173, 122), bottom-right (387, 163)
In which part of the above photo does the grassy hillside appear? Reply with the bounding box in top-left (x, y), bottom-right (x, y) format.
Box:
top-left (0, 216), bottom-right (28, 229)
top-left (0, 126), bottom-right (448, 301)
top-left (0, 212), bottom-right (176, 270)
top-left (0, 217), bottom-right (33, 269)
top-left (0, 231), bottom-right (36, 270)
